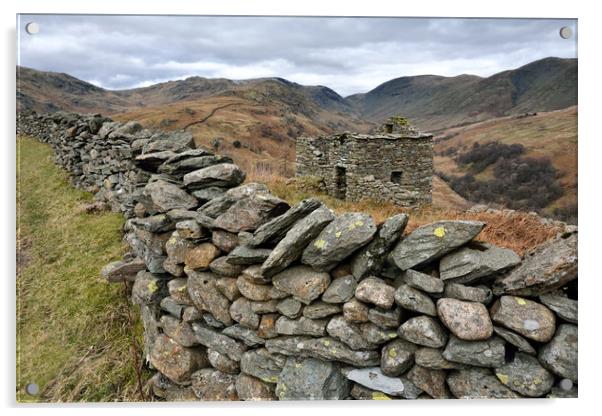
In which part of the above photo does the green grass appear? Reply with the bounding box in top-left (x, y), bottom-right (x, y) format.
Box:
top-left (16, 136), bottom-right (148, 402)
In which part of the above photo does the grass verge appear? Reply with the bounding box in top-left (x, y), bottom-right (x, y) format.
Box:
top-left (16, 136), bottom-right (147, 402)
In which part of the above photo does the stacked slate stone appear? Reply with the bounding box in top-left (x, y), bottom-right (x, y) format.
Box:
top-left (109, 185), bottom-right (578, 400)
top-left (20, 111), bottom-right (578, 401)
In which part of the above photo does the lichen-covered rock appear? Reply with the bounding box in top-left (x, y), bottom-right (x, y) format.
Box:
top-left (442, 336), bottom-right (505, 368)
top-left (131, 271), bottom-right (168, 305)
top-left (215, 277), bottom-right (241, 302)
top-left (187, 269), bottom-right (232, 326)
top-left (260, 206), bottom-right (335, 277)
top-left (389, 221), bottom-right (485, 270)
top-left (276, 316), bottom-right (328, 337)
top-left (414, 347), bottom-right (466, 370)
top-left (322, 275), bottom-right (357, 303)
top-left (213, 193), bottom-right (290, 233)
top-left (343, 298), bottom-right (369, 322)
top-left (538, 324), bottom-right (578, 381)
top-left (257, 314), bottom-right (279, 339)
top-left (490, 296), bottom-right (556, 342)
top-left (149, 334), bottom-right (208, 384)
top-left (398, 316), bottom-right (447, 348)
top-left (494, 352), bottom-right (554, 397)
top-left (276, 357), bottom-right (349, 400)
top-left (144, 179), bottom-right (198, 212)
top-left (229, 297), bottom-right (260, 329)
top-left (493, 232), bottom-right (577, 296)
top-left (539, 293), bottom-right (578, 323)
top-left (346, 367), bottom-right (406, 397)
top-left (447, 368), bottom-right (521, 399)
top-left (380, 338), bottom-right (417, 376)
top-left (191, 369), bottom-right (238, 401)
top-left (211, 229), bottom-right (238, 253)
top-left (190, 322), bottom-right (247, 361)
top-left (235, 374), bottom-right (276, 401)
top-left (222, 325), bottom-right (265, 347)
top-left (368, 307), bottom-right (401, 329)
top-left (149, 372), bottom-right (198, 401)
top-left (240, 348), bottom-right (286, 384)
top-left (209, 256), bottom-right (244, 277)
top-left (184, 243), bottom-right (220, 270)
top-left (276, 297), bottom-right (303, 318)
top-left (265, 336), bottom-right (380, 367)
top-left (236, 274), bottom-right (286, 302)
top-left (303, 301), bottom-right (342, 319)
top-left (350, 214), bottom-right (408, 279)
top-left (439, 243), bottom-right (520, 284)
top-left (327, 315), bottom-right (377, 350)
top-left (406, 364), bottom-right (448, 399)
top-left (183, 163), bottom-right (245, 190)
top-left (207, 349), bottom-right (240, 374)
top-left (302, 213), bottom-right (377, 272)
top-left (160, 315), bottom-right (198, 347)
top-left (437, 298), bottom-right (493, 341)
top-left (101, 258), bottom-right (146, 283)
top-left (394, 284), bottom-right (437, 316)
top-left (355, 277), bottom-right (395, 309)
top-left (272, 265), bottom-right (330, 304)
top-left (401, 269), bottom-right (444, 294)
top-left (250, 198), bottom-right (323, 247)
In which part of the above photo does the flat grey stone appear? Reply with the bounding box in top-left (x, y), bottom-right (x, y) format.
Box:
top-left (493, 232), bottom-right (577, 296)
top-left (394, 284), bottom-right (437, 316)
top-left (389, 221), bottom-right (485, 270)
top-left (495, 352), bottom-right (554, 397)
top-left (322, 275), bottom-right (357, 303)
top-left (398, 316), bottom-right (447, 348)
top-left (276, 357), bottom-right (349, 400)
top-left (350, 214), bottom-right (408, 279)
top-left (538, 324), bottom-right (578, 381)
top-left (250, 198), bottom-right (323, 247)
top-left (447, 367), bottom-right (521, 399)
top-left (539, 292), bottom-right (578, 323)
top-left (440, 243), bottom-right (520, 284)
top-left (402, 269), bottom-right (444, 294)
top-left (302, 213), bottom-right (377, 272)
top-left (260, 206), bottom-right (335, 277)
top-left (442, 335), bottom-right (505, 368)
top-left (346, 367), bottom-right (406, 397)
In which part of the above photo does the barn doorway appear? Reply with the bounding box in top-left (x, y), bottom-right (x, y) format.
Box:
top-left (335, 166), bottom-right (347, 199)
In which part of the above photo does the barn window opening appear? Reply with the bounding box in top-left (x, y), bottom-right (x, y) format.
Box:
top-left (391, 171), bottom-right (402, 184)
top-left (335, 166), bottom-right (347, 199)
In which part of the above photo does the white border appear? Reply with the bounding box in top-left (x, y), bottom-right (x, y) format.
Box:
top-left (2, 1), bottom-right (600, 415)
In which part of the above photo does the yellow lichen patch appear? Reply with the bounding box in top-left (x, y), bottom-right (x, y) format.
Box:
top-left (533, 378), bottom-right (542, 385)
top-left (388, 348), bottom-right (397, 358)
top-left (335, 231), bottom-right (342, 238)
top-left (330, 348), bottom-right (337, 354)
top-left (314, 239), bottom-right (326, 249)
top-left (433, 227), bottom-right (446, 238)
top-left (515, 297), bottom-right (527, 306)
top-left (147, 279), bottom-right (158, 293)
top-left (497, 373), bottom-right (509, 385)
top-left (323, 340), bottom-right (331, 346)
top-left (295, 363), bottom-right (302, 368)
top-left (371, 392), bottom-right (391, 400)
top-left (263, 375), bottom-right (279, 383)
top-left (388, 332), bottom-right (397, 338)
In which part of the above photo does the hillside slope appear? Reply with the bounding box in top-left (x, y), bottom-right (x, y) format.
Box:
top-left (348, 57), bottom-right (577, 130)
top-left (434, 106), bottom-right (577, 220)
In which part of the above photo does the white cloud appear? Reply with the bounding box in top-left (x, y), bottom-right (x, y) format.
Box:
top-left (17, 15), bottom-right (578, 95)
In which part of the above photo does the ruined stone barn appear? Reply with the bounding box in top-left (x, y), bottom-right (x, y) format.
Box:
top-left (295, 117), bottom-right (434, 207)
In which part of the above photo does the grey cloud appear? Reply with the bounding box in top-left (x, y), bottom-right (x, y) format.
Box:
top-left (17, 15), bottom-right (577, 96)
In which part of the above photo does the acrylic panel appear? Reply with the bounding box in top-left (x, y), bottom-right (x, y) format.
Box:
top-left (16, 15), bottom-right (578, 402)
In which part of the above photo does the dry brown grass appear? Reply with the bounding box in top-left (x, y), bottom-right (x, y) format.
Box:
top-left (250, 173), bottom-right (563, 256)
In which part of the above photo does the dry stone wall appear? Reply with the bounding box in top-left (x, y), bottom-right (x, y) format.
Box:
top-left (18, 111), bottom-right (578, 401)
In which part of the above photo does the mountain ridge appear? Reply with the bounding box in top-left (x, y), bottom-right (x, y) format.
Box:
top-left (17, 56), bottom-right (576, 132)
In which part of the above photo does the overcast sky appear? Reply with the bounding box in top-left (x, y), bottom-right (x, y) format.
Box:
top-left (17, 15), bottom-right (577, 96)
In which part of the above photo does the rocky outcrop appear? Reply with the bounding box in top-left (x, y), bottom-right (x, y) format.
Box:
top-left (18, 111), bottom-right (578, 401)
